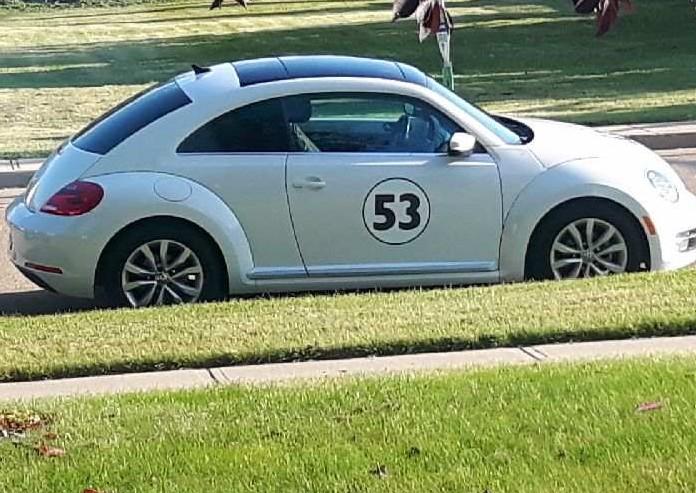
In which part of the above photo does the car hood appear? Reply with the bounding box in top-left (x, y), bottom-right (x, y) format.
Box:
top-left (517, 117), bottom-right (655, 169)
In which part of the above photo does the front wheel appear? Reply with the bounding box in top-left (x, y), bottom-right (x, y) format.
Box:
top-left (99, 223), bottom-right (226, 308)
top-left (526, 202), bottom-right (649, 281)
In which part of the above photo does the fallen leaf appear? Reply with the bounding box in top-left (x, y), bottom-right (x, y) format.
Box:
top-left (636, 401), bottom-right (663, 413)
top-left (0, 411), bottom-right (46, 434)
top-left (83, 489), bottom-right (105, 493)
top-left (35, 443), bottom-right (66, 458)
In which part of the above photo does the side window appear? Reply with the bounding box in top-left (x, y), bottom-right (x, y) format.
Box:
top-left (177, 98), bottom-right (290, 153)
top-left (73, 81), bottom-right (191, 155)
top-left (283, 93), bottom-right (461, 153)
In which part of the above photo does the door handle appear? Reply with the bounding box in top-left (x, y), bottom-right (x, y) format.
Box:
top-left (292, 176), bottom-right (326, 190)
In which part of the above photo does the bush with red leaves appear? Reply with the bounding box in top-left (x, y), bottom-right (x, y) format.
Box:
top-left (573, 0), bottom-right (633, 36)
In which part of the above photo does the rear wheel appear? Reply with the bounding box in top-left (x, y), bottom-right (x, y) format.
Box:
top-left (526, 201), bottom-right (648, 281)
top-left (99, 223), bottom-right (226, 308)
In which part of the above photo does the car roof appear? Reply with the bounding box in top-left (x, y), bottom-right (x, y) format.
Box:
top-left (230, 55), bottom-right (428, 88)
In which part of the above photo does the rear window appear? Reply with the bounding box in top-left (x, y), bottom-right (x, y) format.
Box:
top-left (72, 81), bottom-right (191, 155)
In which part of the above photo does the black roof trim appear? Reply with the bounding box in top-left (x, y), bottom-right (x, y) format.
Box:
top-left (232, 56), bottom-right (427, 87)
top-left (232, 57), bottom-right (287, 86)
top-left (396, 62), bottom-right (428, 87)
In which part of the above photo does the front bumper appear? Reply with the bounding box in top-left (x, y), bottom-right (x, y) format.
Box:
top-left (645, 190), bottom-right (696, 272)
top-left (6, 198), bottom-right (99, 298)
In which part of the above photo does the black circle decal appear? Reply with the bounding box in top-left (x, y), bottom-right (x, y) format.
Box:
top-left (362, 178), bottom-right (431, 245)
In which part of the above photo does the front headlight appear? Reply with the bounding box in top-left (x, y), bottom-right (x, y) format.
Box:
top-left (647, 170), bottom-right (679, 203)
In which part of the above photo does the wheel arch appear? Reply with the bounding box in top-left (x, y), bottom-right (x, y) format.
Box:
top-left (499, 177), bottom-right (656, 282)
top-left (523, 196), bottom-right (651, 278)
top-left (83, 172), bottom-right (256, 296)
top-left (94, 215), bottom-right (230, 295)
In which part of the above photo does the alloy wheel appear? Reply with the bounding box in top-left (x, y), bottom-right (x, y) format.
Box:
top-left (550, 218), bottom-right (628, 280)
top-left (120, 239), bottom-right (204, 307)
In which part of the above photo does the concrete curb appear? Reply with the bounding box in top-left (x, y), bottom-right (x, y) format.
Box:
top-left (2, 335), bottom-right (696, 401)
top-left (0, 160), bottom-right (41, 189)
top-left (596, 121), bottom-right (696, 151)
top-left (0, 159), bottom-right (42, 170)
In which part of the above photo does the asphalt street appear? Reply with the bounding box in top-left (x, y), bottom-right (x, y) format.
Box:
top-left (2, 147), bottom-right (696, 316)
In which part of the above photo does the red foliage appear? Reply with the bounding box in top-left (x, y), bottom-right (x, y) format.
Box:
top-left (597, 0), bottom-right (633, 36)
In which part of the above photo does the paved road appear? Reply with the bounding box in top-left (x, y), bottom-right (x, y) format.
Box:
top-left (2, 148), bottom-right (696, 316)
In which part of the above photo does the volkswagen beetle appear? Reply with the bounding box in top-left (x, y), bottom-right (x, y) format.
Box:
top-left (7, 56), bottom-right (696, 307)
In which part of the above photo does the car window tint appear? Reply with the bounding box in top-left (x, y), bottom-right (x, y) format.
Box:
top-left (73, 81), bottom-right (191, 155)
top-left (177, 98), bottom-right (291, 153)
top-left (284, 93), bottom-right (460, 153)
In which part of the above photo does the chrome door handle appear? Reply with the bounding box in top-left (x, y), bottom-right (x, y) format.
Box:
top-left (292, 177), bottom-right (326, 190)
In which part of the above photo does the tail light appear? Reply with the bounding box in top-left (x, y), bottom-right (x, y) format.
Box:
top-left (40, 181), bottom-right (104, 216)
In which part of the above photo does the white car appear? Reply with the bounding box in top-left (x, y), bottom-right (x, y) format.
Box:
top-left (7, 56), bottom-right (696, 307)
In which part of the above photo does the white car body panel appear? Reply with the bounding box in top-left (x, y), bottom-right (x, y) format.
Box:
top-left (6, 56), bottom-right (696, 303)
top-left (491, 145), bottom-right (544, 218)
top-left (25, 143), bottom-right (102, 212)
top-left (10, 172), bottom-right (256, 297)
top-left (500, 155), bottom-right (696, 281)
top-left (286, 151), bottom-right (502, 276)
top-left (162, 153), bottom-right (303, 273)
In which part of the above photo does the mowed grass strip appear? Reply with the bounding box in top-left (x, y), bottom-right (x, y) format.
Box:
top-left (1, 0), bottom-right (696, 158)
top-left (2, 270), bottom-right (696, 382)
top-left (4, 358), bottom-right (696, 492)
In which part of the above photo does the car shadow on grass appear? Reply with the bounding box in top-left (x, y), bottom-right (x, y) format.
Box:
top-left (5, 318), bottom-right (696, 384)
top-left (0, 282), bottom-right (474, 317)
top-left (0, 290), bottom-right (97, 316)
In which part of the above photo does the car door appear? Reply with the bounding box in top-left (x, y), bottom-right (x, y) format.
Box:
top-left (175, 97), bottom-right (305, 280)
top-left (285, 92), bottom-right (503, 278)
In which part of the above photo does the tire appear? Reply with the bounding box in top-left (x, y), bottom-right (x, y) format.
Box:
top-left (98, 222), bottom-right (226, 308)
top-left (526, 200), bottom-right (649, 281)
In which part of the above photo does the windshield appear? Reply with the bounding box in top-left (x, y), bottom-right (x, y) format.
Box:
top-left (426, 77), bottom-right (522, 145)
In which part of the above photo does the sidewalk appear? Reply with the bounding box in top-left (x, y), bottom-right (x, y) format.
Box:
top-left (0, 159), bottom-right (41, 189)
top-left (597, 120), bottom-right (696, 150)
top-left (2, 120), bottom-right (696, 189)
top-left (2, 335), bottom-right (696, 401)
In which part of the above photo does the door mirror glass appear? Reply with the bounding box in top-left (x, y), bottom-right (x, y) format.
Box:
top-left (449, 132), bottom-right (476, 157)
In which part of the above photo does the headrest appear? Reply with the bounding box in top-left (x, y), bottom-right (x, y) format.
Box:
top-left (284, 96), bottom-right (312, 123)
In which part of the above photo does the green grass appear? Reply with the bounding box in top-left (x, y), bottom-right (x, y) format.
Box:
top-left (3, 357), bottom-right (696, 492)
top-left (0, 0), bottom-right (695, 158)
top-left (3, 270), bottom-right (696, 383)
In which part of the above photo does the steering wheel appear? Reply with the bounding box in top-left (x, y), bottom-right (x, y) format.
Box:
top-left (385, 114), bottom-right (445, 152)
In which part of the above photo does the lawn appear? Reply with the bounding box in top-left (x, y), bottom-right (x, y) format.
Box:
top-left (1, 0), bottom-right (695, 158)
top-left (3, 357), bottom-right (696, 492)
top-left (3, 269), bottom-right (696, 383)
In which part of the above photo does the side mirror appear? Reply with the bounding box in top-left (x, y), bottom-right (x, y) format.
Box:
top-left (449, 132), bottom-right (477, 157)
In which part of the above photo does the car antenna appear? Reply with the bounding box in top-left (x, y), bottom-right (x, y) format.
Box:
top-left (192, 64), bottom-right (211, 76)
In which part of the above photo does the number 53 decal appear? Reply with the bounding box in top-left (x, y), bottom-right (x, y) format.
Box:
top-left (374, 193), bottom-right (421, 231)
top-left (363, 178), bottom-right (431, 245)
